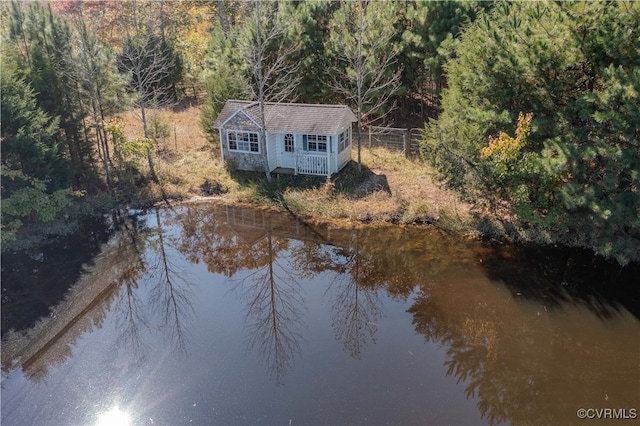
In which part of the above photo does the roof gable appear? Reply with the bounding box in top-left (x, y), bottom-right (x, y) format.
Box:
top-left (213, 101), bottom-right (261, 129)
top-left (213, 100), bottom-right (357, 135)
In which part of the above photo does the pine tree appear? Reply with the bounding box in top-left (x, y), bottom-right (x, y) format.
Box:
top-left (399, 1), bottom-right (487, 111)
top-left (200, 24), bottom-right (249, 143)
top-left (1, 60), bottom-right (75, 242)
top-left (65, 8), bottom-right (127, 192)
top-left (288, 0), bottom-right (340, 104)
top-left (6, 1), bottom-right (95, 188)
top-left (1, 60), bottom-right (71, 189)
top-left (421, 0), bottom-right (640, 265)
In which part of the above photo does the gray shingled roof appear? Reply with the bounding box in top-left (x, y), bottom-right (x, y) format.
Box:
top-left (213, 100), bottom-right (357, 135)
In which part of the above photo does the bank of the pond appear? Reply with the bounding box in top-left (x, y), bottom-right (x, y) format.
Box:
top-left (0, 106), bottom-right (629, 265)
top-left (0, 143), bottom-right (616, 267)
top-left (109, 107), bottom-right (476, 230)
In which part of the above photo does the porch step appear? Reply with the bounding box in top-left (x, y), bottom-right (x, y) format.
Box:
top-left (272, 167), bottom-right (296, 175)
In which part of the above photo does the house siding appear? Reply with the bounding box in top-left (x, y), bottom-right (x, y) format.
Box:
top-left (336, 121), bottom-right (354, 173)
top-left (337, 144), bottom-right (351, 171)
top-left (214, 101), bottom-right (356, 176)
top-left (329, 135), bottom-right (337, 175)
top-left (267, 133), bottom-right (278, 171)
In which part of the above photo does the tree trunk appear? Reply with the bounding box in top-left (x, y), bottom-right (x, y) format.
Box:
top-left (217, 0), bottom-right (230, 33)
top-left (255, 2), bottom-right (272, 183)
top-left (357, 118), bottom-right (362, 172)
top-left (138, 79), bottom-right (158, 183)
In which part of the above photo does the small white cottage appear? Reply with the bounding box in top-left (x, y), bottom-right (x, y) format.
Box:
top-left (213, 100), bottom-right (357, 177)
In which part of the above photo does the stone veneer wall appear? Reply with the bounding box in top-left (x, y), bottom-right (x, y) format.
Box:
top-left (221, 112), bottom-right (266, 171)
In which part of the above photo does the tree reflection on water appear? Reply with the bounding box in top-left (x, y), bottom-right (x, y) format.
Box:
top-left (111, 217), bottom-right (150, 365)
top-left (235, 232), bottom-right (305, 386)
top-left (3, 202), bottom-right (638, 425)
top-left (148, 207), bottom-right (195, 354)
top-left (407, 250), bottom-right (640, 425)
top-left (325, 231), bottom-right (383, 360)
top-left (2, 209), bottom-right (197, 378)
top-left (110, 207), bottom-right (196, 363)
top-left (174, 204), bottom-right (313, 384)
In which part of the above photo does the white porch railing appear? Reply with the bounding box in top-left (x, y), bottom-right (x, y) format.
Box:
top-left (297, 154), bottom-right (329, 176)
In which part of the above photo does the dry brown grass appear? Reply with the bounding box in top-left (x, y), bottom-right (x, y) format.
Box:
top-left (282, 147), bottom-right (474, 231)
top-left (119, 106), bottom-right (207, 151)
top-left (117, 106), bottom-right (239, 202)
top-left (116, 106), bottom-right (476, 233)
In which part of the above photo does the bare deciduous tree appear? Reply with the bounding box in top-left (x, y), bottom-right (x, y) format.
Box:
top-left (239, 2), bottom-right (301, 182)
top-left (328, 0), bottom-right (402, 170)
top-left (118, 1), bottom-right (177, 182)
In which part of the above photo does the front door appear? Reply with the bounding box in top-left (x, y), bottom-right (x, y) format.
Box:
top-left (281, 133), bottom-right (296, 169)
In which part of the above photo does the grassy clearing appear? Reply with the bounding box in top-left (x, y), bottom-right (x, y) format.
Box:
top-left (116, 106), bottom-right (237, 203)
top-left (115, 106), bottom-right (476, 234)
top-left (273, 147), bottom-right (475, 233)
top-left (3, 105), bottom-right (489, 253)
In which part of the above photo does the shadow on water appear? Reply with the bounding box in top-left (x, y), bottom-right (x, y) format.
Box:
top-left (1, 216), bottom-right (113, 336)
top-left (406, 241), bottom-right (640, 425)
top-left (2, 207), bottom-right (197, 381)
top-left (477, 243), bottom-right (640, 321)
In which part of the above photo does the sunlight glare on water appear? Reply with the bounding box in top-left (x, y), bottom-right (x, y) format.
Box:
top-left (95, 406), bottom-right (131, 426)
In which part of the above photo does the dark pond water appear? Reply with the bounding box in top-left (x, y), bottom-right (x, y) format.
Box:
top-left (2, 202), bottom-right (639, 425)
top-left (1, 216), bottom-right (113, 335)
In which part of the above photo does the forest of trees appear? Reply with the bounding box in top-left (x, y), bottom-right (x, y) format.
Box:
top-left (1, 1), bottom-right (638, 265)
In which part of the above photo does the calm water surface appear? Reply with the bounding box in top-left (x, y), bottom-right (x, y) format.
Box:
top-left (2, 203), bottom-right (639, 425)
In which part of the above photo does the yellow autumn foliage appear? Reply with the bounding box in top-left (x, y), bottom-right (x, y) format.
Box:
top-left (481, 112), bottom-right (533, 163)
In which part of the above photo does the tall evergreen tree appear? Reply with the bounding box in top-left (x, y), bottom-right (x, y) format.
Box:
top-left (288, 0), bottom-right (340, 104)
top-left (399, 1), bottom-right (487, 113)
top-left (200, 24), bottom-right (249, 143)
top-left (66, 7), bottom-right (127, 192)
top-left (1, 60), bottom-right (71, 190)
top-left (421, 1), bottom-right (640, 265)
top-left (1, 60), bottom-right (75, 242)
top-left (6, 1), bottom-right (95, 188)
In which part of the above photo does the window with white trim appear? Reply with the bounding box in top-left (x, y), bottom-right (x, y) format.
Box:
top-left (303, 134), bottom-right (327, 152)
top-left (228, 131), bottom-right (259, 153)
top-left (338, 127), bottom-right (351, 153)
top-left (284, 134), bottom-right (294, 152)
